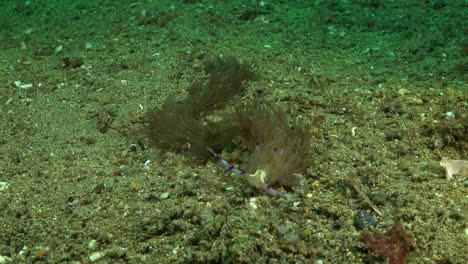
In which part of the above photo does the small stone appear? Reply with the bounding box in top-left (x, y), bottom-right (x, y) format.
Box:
top-left (88, 239), bottom-right (98, 250)
top-left (94, 183), bottom-right (106, 194)
top-left (0, 182), bottom-right (9, 191)
top-left (84, 42), bottom-right (93, 50)
top-left (248, 198), bottom-right (257, 210)
top-left (398, 88), bottom-right (409, 96)
top-left (129, 144), bottom-right (138, 152)
top-left (140, 245), bottom-right (153, 254)
top-left (445, 111), bottom-right (455, 120)
top-left (160, 192), bottom-right (169, 199)
top-left (89, 251), bottom-right (105, 262)
top-left (0, 255), bottom-right (12, 263)
top-left (106, 246), bottom-right (128, 259)
top-left (116, 201), bottom-right (125, 209)
top-left (35, 248), bottom-right (49, 260)
top-left (130, 182), bottom-right (142, 192)
top-left (354, 210), bottom-right (378, 230)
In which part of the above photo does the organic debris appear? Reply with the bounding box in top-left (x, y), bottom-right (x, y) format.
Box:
top-left (361, 222), bottom-right (414, 264)
top-left (440, 157), bottom-right (468, 181)
top-left (344, 173), bottom-right (382, 216)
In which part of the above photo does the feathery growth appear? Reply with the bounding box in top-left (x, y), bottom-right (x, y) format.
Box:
top-left (145, 57), bottom-right (312, 198)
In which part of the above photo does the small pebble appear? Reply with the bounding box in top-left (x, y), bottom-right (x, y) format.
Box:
top-left (130, 182), bottom-right (142, 192)
top-left (0, 255), bottom-right (12, 263)
top-left (0, 182), bottom-right (9, 191)
top-left (445, 111), bottom-right (455, 120)
top-left (248, 198), bottom-right (257, 210)
top-left (354, 210), bottom-right (378, 230)
top-left (160, 192), bottom-right (169, 199)
top-left (89, 251), bottom-right (105, 262)
top-left (398, 88), bottom-right (409, 96)
top-left (88, 239), bottom-right (98, 250)
top-left (140, 245), bottom-right (153, 254)
top-left (94, 183), bottom-right (106, 194)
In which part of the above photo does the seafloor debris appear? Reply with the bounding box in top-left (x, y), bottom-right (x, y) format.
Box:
top-left (439, 157), bottom-right (468, 181)
top-left (361, 222), bottom-right (414, 264)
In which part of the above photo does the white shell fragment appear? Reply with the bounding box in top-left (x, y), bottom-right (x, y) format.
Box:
top-left (440, 157), bottom-right (468, 180)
